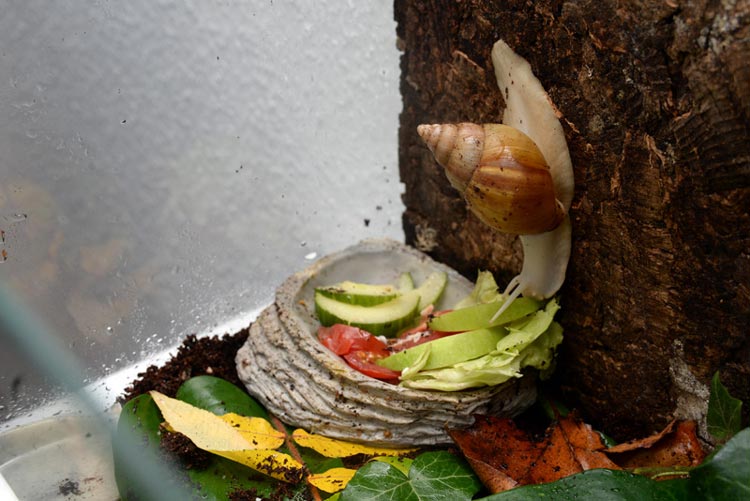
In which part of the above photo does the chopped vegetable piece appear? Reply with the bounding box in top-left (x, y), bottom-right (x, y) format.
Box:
top-left (428, 297), bottom-right (541, 332)
top-left (316, 281), bottom-right (401, 306)
top-left (318, 324), bottom-right (400, 381)
top-left (318, 324), bottom-right (388, 356)
top-left (414, 271), bottom-right (448, 310)
top-left (378, 326), bottom-right (507, 372)
top-left (398, 272), bottom-right (415, 291)
top-left (401, 299), bottom-right (561, 391)
top-left (343, 350), bottom-right (401, 381)
top-left (315, 290), bottom-right (421, 337)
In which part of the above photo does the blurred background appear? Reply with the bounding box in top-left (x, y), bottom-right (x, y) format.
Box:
top-left (0, 0), bottom-right (403, 427)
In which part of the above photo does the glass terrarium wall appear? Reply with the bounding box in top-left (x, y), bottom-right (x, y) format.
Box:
top-left (0, 1), bottom-right (402, 425)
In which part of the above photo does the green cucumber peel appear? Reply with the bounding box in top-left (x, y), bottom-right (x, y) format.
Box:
top-left (493, 300), bottom-right (560, 355)
top-left (314, 272), bottom-right (417, 308)
top-left (415, 271), bottom-right (448, 311)
top-left (428, 297), bottom-right (542, 332)
top-left (398, 272), bottom-right (415, 292)
top-left (377, 326), bottom-right (507, 372)
top-left (315, 290), bottom-right (421, 337)
top-left (316, 281), bottom-right (401, 307)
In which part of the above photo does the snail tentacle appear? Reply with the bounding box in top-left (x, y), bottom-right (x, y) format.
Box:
top-left (491, 276), bottom-right (523, 323)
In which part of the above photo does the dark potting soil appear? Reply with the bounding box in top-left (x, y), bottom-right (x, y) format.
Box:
top-left (119, 329), bottom-right (250, 404)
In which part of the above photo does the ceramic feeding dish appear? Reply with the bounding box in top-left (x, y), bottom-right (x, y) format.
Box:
top-left (235, 238), bottom-right (536, 446)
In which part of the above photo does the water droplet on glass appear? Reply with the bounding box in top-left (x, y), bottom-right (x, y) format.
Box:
top-left (106, 326), bottom-right (113, 334)
top-left (3, 213), bottom-right (28, 223)
top-left (304, 252), bottom-right (317, 260)
top-left (300, 241), bottom-right (307, 247)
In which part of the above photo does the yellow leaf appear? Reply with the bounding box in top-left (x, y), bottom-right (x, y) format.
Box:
top-left (372, 456), bottom-right (413, 475)
top-left (150, 391), bottom-right (250, 450)
top-left (149, 391), bottom-right (305, 483)
top-left (307, 467), bottom-right (357, 493)
top-left (220, 413), bottom-right (285, 449)
top-left (292, 429), bottom-right (418, 458)
top-left (216, 449), bottom-right (304, 484)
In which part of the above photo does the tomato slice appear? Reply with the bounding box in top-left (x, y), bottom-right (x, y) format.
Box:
top-left (389, 329), bottom-right (455, 352)
top-left (343, 350), bottom-right (401, 381)
top-left (318, 324), bottom-right (387, 355)
top-left (318, 324), bottom-right (400, 381)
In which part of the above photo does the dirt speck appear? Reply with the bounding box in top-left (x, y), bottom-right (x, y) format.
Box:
top-left (58, 478), bottom-right (82, 496)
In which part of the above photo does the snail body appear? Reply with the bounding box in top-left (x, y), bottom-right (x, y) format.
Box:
top-left (418, 40), bottom-right (574, 314)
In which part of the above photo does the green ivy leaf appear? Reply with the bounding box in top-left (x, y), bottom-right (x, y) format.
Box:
top-left (688, 427), bottom-right (750, 500)
top-left (340, 451), bottom-right (481, 501)
top-left (371, 456), bottom-right (414, 476)
top-left (475, 469), bottom-right (686, 500)
top-left (707, 371), bottom-right (743, 442)
top-left (175, 375), bottom-right (269, 419)
top-left (113, 394), bottom-right (175, 500)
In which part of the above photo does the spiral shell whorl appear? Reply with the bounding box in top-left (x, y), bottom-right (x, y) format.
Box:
top-left (418, 122), bottom-right (565, 235)
top-left (417, 123), bottom-right (484, 192)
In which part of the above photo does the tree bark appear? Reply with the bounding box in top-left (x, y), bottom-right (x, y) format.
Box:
top-left (395, 0), bottom-right (749, 440)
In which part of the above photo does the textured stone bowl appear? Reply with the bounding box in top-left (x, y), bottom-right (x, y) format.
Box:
top-left (236, 238), bottom-right (535, 446)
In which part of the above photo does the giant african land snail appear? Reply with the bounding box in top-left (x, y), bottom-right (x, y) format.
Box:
top-left (418, 40), bottom-right (574, 321)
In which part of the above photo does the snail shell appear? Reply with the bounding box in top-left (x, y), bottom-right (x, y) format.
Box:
top-left (417, 123), bottom-right (565, 235)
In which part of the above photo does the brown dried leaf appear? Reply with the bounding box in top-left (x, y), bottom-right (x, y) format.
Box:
top-left (557, 413), bottom-right (622, 470)
top-left (449, 413), bottom-right (620, 493)
top-left (606, 419), bottom-right (678, 454)
top-left (606, 420), bottom-right (706, 470)
top-left (451, 412), bottom-right (709, 493)
top-left (522, 413), bottom-right (620, 485)
top-left (448, 415), bottom-right (542, 492)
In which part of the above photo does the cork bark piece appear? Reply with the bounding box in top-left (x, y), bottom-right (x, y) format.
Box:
top-left (395, 0), bottom-right (749, 439)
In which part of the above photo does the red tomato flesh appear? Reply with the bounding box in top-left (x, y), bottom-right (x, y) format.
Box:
top-left (343, 351), bottom-right (401, 381)
top-left (317, 322), bottom-right (462, 382)
top-left (389, 329), bottom-right (454, 352)
top-left (318, 324), bottom-right (387, 355)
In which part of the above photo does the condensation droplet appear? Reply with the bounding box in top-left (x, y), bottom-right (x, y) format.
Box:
top-left (304, 252), bottom-right (317, 260)
top-left (2, 213), bottom-right (28, 223)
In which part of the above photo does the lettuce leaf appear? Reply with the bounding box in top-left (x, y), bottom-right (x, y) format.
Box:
top-left (401, 298), bottom-right (562, 391)
top-left (454, 271), bottom-right (503, 309)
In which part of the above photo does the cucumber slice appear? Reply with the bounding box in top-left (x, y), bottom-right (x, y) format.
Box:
top-left (415, 271), bottom-right (448, 311)
top-left (398, 272), bottom-right (415, 292)
top-left (428, 297), bottom-right (542, 332)
top-left (316, 281), bottom-right (400, 306)
top-left (315, 290), bottom-right (420, 337)
top-left (377, 326), bottom-right (507, 371)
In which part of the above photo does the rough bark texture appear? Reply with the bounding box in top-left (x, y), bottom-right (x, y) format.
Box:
top-left (395, 0), bottom-right (749, 440)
